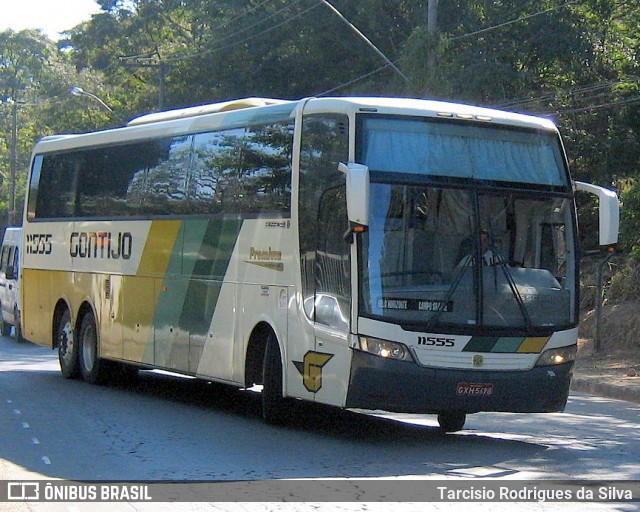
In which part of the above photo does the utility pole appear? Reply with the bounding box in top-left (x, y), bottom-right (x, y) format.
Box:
top-left (1, 96), bottom-right (28, 226)
top-left (158, 62), bottom-right (167, 111)
top-left (426, 0), bottom-right (439, 96)
top-left (9, 98), bottom-right (18, 226)
top-left (120, 54), bottom-right (169, 110)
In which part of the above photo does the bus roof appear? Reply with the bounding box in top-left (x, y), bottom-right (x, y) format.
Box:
top-left (32, 96), bottom-right (559, 154)
top-left (127, 97), bottom-right (291, 126)
top-left (301, 97), bottom-right (558, 131)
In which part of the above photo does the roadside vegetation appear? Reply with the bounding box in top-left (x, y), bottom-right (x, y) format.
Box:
top-left (1, 0), bottom-right (639, 302)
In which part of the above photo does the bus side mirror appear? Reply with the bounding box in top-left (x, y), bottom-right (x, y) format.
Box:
top-left (574, 181), bottom-right (620, 247)
top-left (338, 162), bottom-right (370, 227)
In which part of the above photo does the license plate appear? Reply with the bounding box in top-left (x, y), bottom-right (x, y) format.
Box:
top-left (456, 382), bottom-right (494, 396)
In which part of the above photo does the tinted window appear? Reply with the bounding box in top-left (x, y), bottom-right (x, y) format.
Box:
top-left (191, 124), bottom-right (293, 215)
top-left (136, 136), bottom-right (192, 215)
top-left (35, 153), bottom-right (80, 218)
top-left (32, 122), bottom-right (293, 220)
top-left (298, 114), bottom-right (350, 327)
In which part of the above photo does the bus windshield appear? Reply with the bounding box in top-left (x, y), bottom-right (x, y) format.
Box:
top-left (360, 116), bottom-right (569, 188)
top-left (357, 117), bottom-right (576, 332)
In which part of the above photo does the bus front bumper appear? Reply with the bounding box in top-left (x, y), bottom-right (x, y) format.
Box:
top-left (345, 350), bottom-right (573, 414)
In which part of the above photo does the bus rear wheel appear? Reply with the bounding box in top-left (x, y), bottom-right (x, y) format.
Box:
top-left (0, 316), bottom-right (9, 337)
top-left (14, 307), bottom-right (23, 343)
top-left (262, 331), bottom-right (287, 424)
top-left (58, 309), bottom-right (80, 379)
top-left (437, 411), bottom-right (466, 433)
top-left (78, 311), bottom-right (106, 384)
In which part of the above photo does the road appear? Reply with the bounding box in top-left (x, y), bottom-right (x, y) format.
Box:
top-left (0, 334), bottom-right (638, 512)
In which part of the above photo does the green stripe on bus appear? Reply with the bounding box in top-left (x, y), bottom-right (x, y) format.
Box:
top-left (179, 218), bottom-right (243, 336)
top-left (462, 336), bottom-right (549, 353)
top-left (151, 219), bottom-right (244, 365)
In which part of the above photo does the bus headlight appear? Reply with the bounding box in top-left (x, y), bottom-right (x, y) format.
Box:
top-left (358, 336), bottom-right (413, 361)
top-left (535, 345), bottom-right (577, 367)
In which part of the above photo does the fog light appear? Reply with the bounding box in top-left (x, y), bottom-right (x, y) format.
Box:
top-left (359, 336), bottom-right (412, 361)
top-left (535, 345), bottom-right (577, 367)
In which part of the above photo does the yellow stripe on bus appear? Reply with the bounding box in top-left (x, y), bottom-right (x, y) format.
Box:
top-left (137, 220), bottom-right (182, 277)
top-left (118, 220), bottom-right (182, 364)
top-left (517, 337), bottom-right (550, 353)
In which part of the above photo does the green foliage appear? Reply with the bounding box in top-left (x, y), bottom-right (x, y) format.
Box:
top-left (1, 0), bottom-right (640, 245)
top-left (0, 28), bottom-right (119, 228)
top-left (608, 260), bottom-right (640, 304)
top-left (618, 178), bottom-right (640, 254)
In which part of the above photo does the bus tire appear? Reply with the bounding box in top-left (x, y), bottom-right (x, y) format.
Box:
top-left (0, 312), bottom-right (9, 337)
top-left (78, 311), bottom-right (106, 384)
top-left (14, 307), bottom-right (23, 343)
top-left (57, 309), bottom-right (80, 379)
top-left (262, 331), bottom-right (287, 424)
top-left (437, 411), bottom-right (466, 433)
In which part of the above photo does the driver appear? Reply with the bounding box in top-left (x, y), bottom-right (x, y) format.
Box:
top-left (458, 230), bottom-right (503, 267)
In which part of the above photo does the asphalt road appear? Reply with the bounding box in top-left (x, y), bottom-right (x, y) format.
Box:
top-left (0, 335), bottom-right (638, 511)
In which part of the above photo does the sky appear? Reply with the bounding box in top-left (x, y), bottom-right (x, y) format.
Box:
top-left (0, 0), bottom-right (102, 40)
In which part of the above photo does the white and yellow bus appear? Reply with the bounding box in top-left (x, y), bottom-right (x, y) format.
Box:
top-left (21, 97), bottom-right (618, 431)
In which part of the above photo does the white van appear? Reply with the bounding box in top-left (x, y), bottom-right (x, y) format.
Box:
top-left (0, 227), bottom-right (22, 341)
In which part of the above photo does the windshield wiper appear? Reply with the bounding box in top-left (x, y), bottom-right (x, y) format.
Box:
top-left (425, 256), bottom-right (473, 330)
top-left (490, 260), bottom-right (533, 328)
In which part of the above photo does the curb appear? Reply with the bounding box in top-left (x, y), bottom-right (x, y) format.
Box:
top-left (571, 377), bottom-right (640, 404)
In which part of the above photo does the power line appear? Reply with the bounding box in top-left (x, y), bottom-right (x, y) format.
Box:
top-left (543, 95), bottom-right (640, 116)
top-left (173, 0), bottom-right (320, 63)
top-left (490, 78), bottom-right (640, 118)
top-left (118, 0), bottom-right (319, 107)
top-left (121, 0), bottom-right (313, 65)
top-left (495, 80), bottom-right (628, 109)
top-left (322, 0), bottom-right (581, 96)
top-left (315, 64), bottom-right (391, 96)
top-left (318, 0), bottom-right (409, 84)
top-left (449, 0), bottom-right (580, 41)
top-left (119, 0), bottom-right (284, 62)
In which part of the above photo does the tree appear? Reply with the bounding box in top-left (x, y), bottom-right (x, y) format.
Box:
top-left (0, 29), bottom-right (52, 225)
top-left (0, 29), bottom-right (116, 226)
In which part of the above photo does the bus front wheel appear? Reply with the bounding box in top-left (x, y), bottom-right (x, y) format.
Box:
top-left (262, 332), bottom-right (287, 424)
top-left (0, 316), bottom-right (9, 337)
top-left (57, 309), bottom-right (80, 379)
top-left (437, 411), bottom-right (466, 433)
top-left (78, 311), bottom-right (106, 384)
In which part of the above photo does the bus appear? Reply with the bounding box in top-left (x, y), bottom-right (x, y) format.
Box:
top-left (21, 96), bottom-right (619, 432)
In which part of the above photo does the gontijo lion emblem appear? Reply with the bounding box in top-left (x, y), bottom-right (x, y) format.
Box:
top-left (293, 351), bottom-right (334, 392)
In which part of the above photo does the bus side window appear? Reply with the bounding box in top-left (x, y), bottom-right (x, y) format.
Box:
top-left (299, 114), bottom-right (349, 325)
top-left (315, 186), bottom-right (350, 331)
top-left (36, 154), bottom-right (80, 218)
top-left (0, 246), bottom-right (9, 271)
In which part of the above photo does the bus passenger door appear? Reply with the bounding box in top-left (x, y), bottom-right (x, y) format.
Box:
top-left (304, 186), bottom-right (353, 408)
top-left (295, 113), bottom-right (352, 407)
